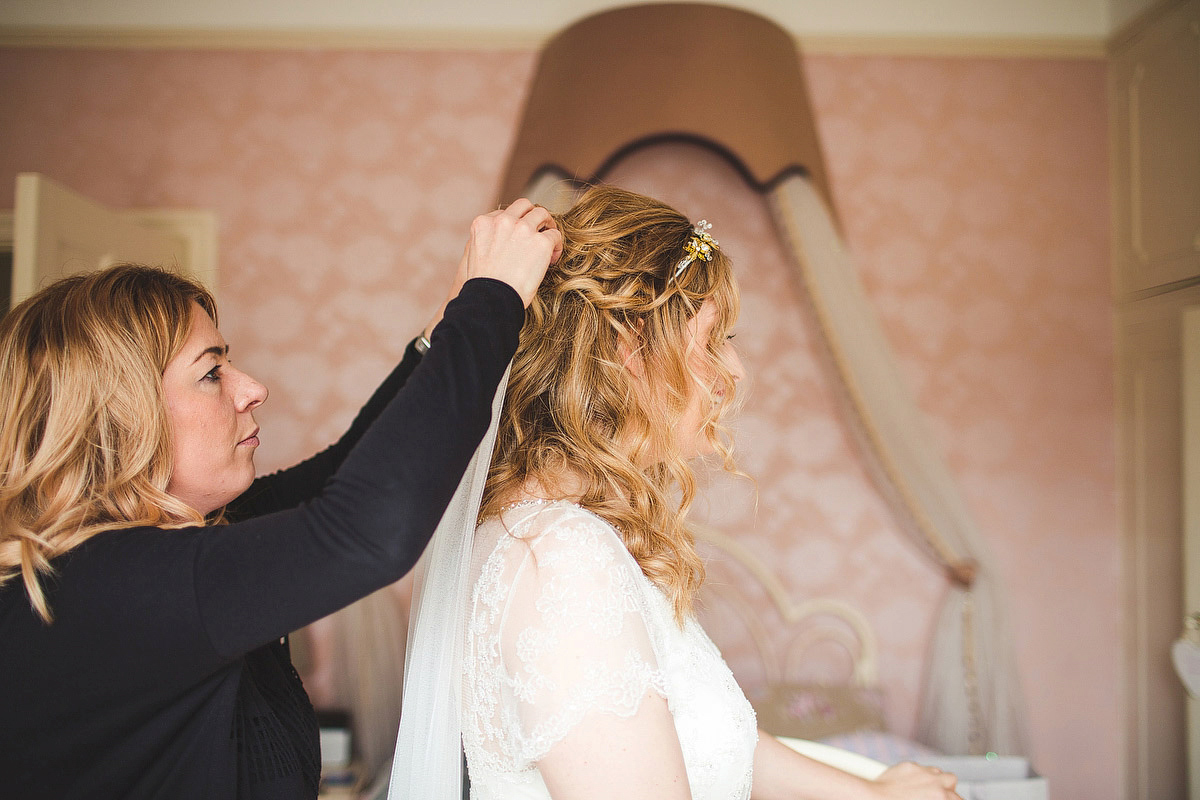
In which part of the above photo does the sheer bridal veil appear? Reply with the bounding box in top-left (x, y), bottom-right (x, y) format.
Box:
top-left (385, 368), bottom-right (510, 800)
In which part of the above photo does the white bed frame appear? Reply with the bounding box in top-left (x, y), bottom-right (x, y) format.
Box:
top-left (693, 523), bottom-right (890, 780)
top-left (692, 523), bottom-right (878, 689)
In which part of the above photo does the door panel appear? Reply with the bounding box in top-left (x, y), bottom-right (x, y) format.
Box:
top-left (1110, 0), bottom-right (1200, 297)
top-left (10, 173), bottom-right (216, 308)
top-left (1182, 305), bottom-right (1200, 797)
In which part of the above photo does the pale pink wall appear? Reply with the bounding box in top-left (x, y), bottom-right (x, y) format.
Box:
top-left (808, 58), bottom-right (1117, 797)
top-left (0, 48), bottom-right (1114, 798)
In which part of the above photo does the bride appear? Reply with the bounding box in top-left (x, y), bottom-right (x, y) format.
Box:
top-left (393, 186), bottom-right (959, 800)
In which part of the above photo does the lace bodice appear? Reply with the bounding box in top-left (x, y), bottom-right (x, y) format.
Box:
top-left (463, 501), bottom-right (757, 800)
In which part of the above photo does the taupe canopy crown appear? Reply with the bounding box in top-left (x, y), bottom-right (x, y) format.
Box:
top-left (498, 2), bottom-right (835, 217)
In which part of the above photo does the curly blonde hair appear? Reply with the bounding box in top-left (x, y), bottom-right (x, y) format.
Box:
top-left (0, 264), bottom-right (215, 622)
top-left (480, 185), bottom-right (742, 621)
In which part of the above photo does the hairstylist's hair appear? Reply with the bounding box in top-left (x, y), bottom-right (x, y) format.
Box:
top-left (0, 264), bottom-right (216, 622)
top-left (480, 185), bottom-right (741, 621)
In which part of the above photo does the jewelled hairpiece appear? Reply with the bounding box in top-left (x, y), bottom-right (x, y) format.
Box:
top-left (671, 220), bottom-right (719, 282)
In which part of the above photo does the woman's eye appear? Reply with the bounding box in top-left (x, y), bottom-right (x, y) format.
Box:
top-left (725, 333), bottom-right (737, 341)
top-left (203, 366), bottom-right (221, 382)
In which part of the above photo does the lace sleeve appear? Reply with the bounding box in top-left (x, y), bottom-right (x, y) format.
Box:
top-left (465, 506), bottom-right (670, 771)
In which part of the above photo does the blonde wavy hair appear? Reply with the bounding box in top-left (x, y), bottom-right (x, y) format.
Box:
top-left (480, 185), bottom-right (742, 621)
top-left (0, 264), bottom-right (215, 622)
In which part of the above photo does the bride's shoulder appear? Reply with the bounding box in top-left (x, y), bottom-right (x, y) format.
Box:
top-left (498, 500), bottom-right (630, 564)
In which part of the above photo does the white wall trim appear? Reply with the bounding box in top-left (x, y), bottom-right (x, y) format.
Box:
top-left (0, 26), bottom-right (547, 51)
top-left (0, 26), bottom-right (1107, 59)
top-left (800, 33), bottom-right (1105, 58)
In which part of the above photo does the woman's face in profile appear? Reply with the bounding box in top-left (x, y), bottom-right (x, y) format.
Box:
top-left (161, 303), bottom-right (269, 515)
top-left (675, 299), bottom-right (744, 460)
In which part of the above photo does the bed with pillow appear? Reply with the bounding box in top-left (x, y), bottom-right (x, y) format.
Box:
top-left (692, 524), bottom-right (944, 768)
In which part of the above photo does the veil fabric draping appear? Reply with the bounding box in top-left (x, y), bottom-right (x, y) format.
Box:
top-left (386, 367), bottom-right (510, 800)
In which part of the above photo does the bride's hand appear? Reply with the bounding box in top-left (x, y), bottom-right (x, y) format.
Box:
top-left (871, 762), bottom-right (961, 800)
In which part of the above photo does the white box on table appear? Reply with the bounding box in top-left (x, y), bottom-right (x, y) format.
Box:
top-left (918, 756), bottom-right (1047, 800)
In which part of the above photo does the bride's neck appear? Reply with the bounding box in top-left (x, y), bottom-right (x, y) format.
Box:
top-left (508, 472), bottom-right (587, 506)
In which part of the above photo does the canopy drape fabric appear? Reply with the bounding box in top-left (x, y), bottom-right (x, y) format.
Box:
top-left (501, 2), bottom-right (1031, 757)
top-left (769, 176), bottom-right (1030, 756)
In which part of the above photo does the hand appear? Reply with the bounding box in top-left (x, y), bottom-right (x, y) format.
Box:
top-left (463, 198), bottom-right (562, 307)
top-left (871, 762), bottom-right (960, 800)
top-left (420, 200), bottom-right (560, 339)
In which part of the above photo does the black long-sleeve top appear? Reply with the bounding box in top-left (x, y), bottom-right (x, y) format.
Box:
top-left (0, 278), bottom-right (523, 800)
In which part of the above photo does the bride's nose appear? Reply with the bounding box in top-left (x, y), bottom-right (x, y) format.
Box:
top-left (727, 348), bottom-right (746, 383)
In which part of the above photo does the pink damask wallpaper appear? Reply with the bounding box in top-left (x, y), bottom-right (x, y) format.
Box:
top-left (0, 48), bottom-right (1113, 797)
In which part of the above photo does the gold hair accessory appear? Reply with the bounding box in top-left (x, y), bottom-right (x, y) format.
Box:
top-left (671, 220), bottom-right (719, 282)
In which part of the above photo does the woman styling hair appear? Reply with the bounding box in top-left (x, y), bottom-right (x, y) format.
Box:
top-left (454, 186), bottom-right (959, 800)
top-left (0, 200), bottom-right (560, 800)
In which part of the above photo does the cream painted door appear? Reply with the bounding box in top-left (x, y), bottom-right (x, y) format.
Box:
top-left (1110, 0), bottom-right (1200, 298)
top-left (1183, 305), bottom-right (1200, 798)
top-left (10, 172), bottom-right (217, 309)
top-left (1118, 285), bottom-right (1200, 800)
top-left (1113, 3), bottom-right (1200, 795)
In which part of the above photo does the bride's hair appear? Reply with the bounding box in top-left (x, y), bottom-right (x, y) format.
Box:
top-left (480, 185), bottom-right (741, 621)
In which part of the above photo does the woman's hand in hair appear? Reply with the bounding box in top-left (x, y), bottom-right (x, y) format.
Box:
top-left (465, 198), bottom-right (562, 307)
top-left (421, 200), bottom-right (560, 340)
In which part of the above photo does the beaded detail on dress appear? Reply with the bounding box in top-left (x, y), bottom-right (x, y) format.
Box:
top-left (463, 501), bottom-right (757, 800)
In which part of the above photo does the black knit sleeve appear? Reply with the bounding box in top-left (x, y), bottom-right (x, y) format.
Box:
top-left (188, 278), bottom-right (523, 659)
top-left (224, 339), bottom-right (426, 522)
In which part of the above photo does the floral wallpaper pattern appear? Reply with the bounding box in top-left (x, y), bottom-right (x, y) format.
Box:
top-left (0, 48), bottom-right (1113, 797)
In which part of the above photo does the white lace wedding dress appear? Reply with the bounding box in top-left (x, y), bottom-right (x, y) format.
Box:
top-left (463, 500), bottom-right (758, 800)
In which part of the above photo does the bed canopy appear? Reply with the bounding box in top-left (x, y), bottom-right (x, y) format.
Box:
top-left (498, 2), bottom-right (1030, 758)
